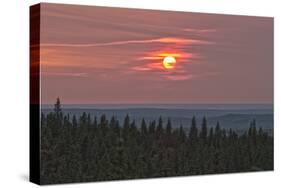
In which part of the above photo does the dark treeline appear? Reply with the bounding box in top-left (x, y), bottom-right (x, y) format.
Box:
top-left (40, 98), bottom-right (273, 184)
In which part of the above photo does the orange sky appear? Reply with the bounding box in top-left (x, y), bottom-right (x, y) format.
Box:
top-left (38, 3), bottom-right (273, 104)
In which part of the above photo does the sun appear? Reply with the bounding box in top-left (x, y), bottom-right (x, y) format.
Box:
top-left (163, 56), bottom-right (176, 69)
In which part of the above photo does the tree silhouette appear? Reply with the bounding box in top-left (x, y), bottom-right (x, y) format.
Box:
top-left (189, 116), bottom-right (198, 144)
top-left (200, 116), bottom-right (208, 144)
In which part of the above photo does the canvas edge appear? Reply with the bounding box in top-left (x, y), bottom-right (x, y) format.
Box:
top-left (30, 3), bottom-right (41, 185)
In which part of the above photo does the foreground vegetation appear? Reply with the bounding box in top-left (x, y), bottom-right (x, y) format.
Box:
top-left (40, 99), bottom-right (273, 184)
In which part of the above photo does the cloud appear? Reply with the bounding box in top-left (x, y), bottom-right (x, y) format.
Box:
top-left (183, 28), bottom-right (217, 33)
top-left (138, 51), bottom-right (194, 61)
top-left (36, 37), bottom-right (210, 48)
top-left (131, 67), bottom-right (152, 71)
top-left (165, 75), bottom-right (193, 81)
top-left (42, 72), bottom-right (88, 77)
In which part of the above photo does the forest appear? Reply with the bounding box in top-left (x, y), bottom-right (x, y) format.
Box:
top-left (40, 98), bottom-right (273, 184)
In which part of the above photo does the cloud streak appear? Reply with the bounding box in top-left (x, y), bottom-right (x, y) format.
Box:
top-left (165, 74), bottom-right (193, 81)
top-left (42, 72), bottom-right (88, 77)
top-left (37, 37), bottom-right (211, 48)
top-left (183, 28), bottom-right (217, 33)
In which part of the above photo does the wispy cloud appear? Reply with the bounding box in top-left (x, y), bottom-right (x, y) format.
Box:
top-left (42, 72), bottom-right (88, 77)
top-left (131, 67), bottom-right (152, 71)
top-left (165, 74), bottom-right (193, 81)
top-left (138, 51), bottom-right (194, 61)
top-left (183, 28), bottom-right (217, 33)
top-left (37, 37), bottom-right (210, 48)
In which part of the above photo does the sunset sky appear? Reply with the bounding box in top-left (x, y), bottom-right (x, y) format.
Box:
top-left (39, 3), bottom-right (273, 104)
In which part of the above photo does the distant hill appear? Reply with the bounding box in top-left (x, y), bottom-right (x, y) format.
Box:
top-left (41, 107), bottom-right (273, 131)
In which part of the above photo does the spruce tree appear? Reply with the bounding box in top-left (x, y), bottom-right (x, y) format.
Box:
top-left (166, 118), bottom-right (172, 135)
top-left (156, 116), bottom-right (164, 138)
top-left (200, 116), bottom-right (208, 143)
top-left (209, 127), bottom-right (214, 146)
top-left (148, 120), bottom-right (156, 134)
top-left (189, 116), bottom-right (198, 144)
top-left (141, 118), bottom-right (147, 135)
top-left (54, 97), bottom-right (62, 116)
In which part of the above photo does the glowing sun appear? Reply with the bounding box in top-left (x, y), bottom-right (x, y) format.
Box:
top-left (163, 56), bottom-right (176, 69)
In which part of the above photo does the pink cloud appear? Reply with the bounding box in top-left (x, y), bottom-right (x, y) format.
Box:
top-left (36, 37), bottom-right (210, 48)
top-left (183, 28), bottom-right (217, 33)
top-left (131, 67), bottom-right (152, 71)
top-left (42, 72), bottom-right (88, 77)
top-left (165, 74), bottom-right (193, 81)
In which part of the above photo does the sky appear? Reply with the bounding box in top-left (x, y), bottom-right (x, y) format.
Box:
top-left (38, 3), bottom-right (273, 104)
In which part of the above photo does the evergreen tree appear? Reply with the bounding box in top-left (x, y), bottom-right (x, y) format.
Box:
top-left (166, 118), bottom-right (172, 135)
top-left (214, 121), bottom-right (221, 148)
top-left (189, 116), bottom-right (198, 144)
top-left (122, 114), bottom-right (130, 142)
top-left (179, 125), bottom-right (186, 143)
top-left (54, 97), bottom-right (62, 121)
top-left (141, 118), bottom-right (147, 135)
top-left (209, 127), bottom-right (214, 146)
top-left (72, 115), bottom-right (77, 127)
top-left (93, 116), bottom-right (98, 130)
top-left (148, 120), bottom-right (156, 134)
top-left (156, 116), bottom-right (164, 138)
top-left (200, 116), bottom-right (208, 143)
top-left (54, 98), bottom-right (61, 113)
